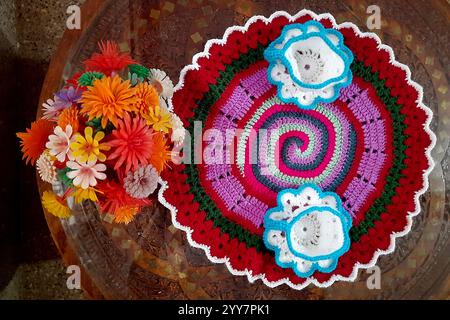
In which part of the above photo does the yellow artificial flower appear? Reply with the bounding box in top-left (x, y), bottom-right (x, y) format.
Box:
top-left (143, 104), bottom-right (173, 133)
top-left (70, 126), bottom-right (110, 163)
top-left (41, 191), bottom-right (71, 218)
top-left (73, 187), bottom-right (101, 204)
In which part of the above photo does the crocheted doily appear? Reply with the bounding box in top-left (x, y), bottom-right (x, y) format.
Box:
top-left (159, 10), bottom-right (435, 289)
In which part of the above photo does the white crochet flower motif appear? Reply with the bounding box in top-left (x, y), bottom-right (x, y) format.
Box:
top-left (45, 125), bottom-right (73, 162)
top-left (123, 164), bottom-right (159, 199)
top-left (264, 20), bottom-right (353, 109)
top-left (36, 152), bottom-right (58, 184)
top-left (263, 183), bottom-right (352, 277)
top-left (66, 160), bottom-right (107, 189)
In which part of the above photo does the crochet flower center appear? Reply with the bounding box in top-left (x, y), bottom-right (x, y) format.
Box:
top-left (265, 21), bottom-right (353, 109)
top-left (285, 35), bottom-right (346, 86)
top-left (291, 212), bottom-right (321, 247)
top-left (288, 208), bottom-right (344, 257)
top-left (294, 49), bottom-right (325, 84)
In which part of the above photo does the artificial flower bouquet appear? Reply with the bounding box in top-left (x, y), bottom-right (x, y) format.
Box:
top-left (17, 41), bottom-right (184, 224)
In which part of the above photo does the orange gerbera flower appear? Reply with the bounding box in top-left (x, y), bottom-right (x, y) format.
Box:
top-left (148, 132), bottom-right (172, 172)
top-left (58, 106), bottom-right (80, 132)
top-left (80, 75), bottom-right (139, 128)
top-left (17, 119), bottom-right (54, 165)
top-left (133, 82), bottom-right (159, 118)
top-left (107, 113), bottom-right (154, 174)
top-left (84, 41), bottom-right (135, 76)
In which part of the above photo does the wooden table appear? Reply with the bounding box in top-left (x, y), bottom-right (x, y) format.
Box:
top-left (38, 0), bottom-right (450, 299)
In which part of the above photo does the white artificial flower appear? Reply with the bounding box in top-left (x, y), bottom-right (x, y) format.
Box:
top-left (36, 152), bottom-right (58, 184)
top-left (123, 164), bottom-right (159, 199)
top-left (45, 125), bottom-right (73, 162)
top-left (148, 68), bottom-right (174, 99)
top-left (42, 98), bottom-right (58, 120)
top-left (159, 97), bottom-right (169, 110)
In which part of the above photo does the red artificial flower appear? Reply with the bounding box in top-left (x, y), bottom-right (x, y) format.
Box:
top-left (175, 200), bottom-right (199, 226)
top-left (264, 261), bottom-right (284, 283)
top-left (195, 56), bottom-right (220, 86)
top-left (390, 214), bottom-right (408, 233)
top-left (294, 14), bottom-right (313, 24)
top-left (352, 241), bottom-right (372, 264)
top-left (84, 41), bottom-right (135, 76)
top-left (182, 69), bottom-right (210, 97)
top-left (107, 113), bottom-right (154, 174)
top-left (97, 180), bottom-right (151, 223)
top-left (66, 71), bottom-right (83, 88)
top-left (333, 255), bottom-right (353, 278)
top-left (268, 15), bottom-right (290, 41)
top-left (17, 119), bottom-right (54, 165)
top-left (318, 17), bottom-right (334, 28)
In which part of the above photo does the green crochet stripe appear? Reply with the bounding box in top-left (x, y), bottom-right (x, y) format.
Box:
top-left (183, 47), bottom-right (408, 250)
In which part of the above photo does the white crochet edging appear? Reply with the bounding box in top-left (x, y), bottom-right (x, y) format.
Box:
top-left (158, 9), bottom-right (436, 290)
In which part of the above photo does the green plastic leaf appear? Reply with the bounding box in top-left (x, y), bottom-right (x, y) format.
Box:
top-left (129, 64), bottom-right (150, 78)
top-left (86, 117), bottom-right (115, 134)
top-left (57, 167), bottom-right (74, 188)
top-left (78, 71), bottom-right (105, 87)
top-left (128, 72), bottom-right (141, 86)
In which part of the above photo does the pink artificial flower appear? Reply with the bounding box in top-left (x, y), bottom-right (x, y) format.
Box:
top-left (66, 160), bottom-right (107, 189)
